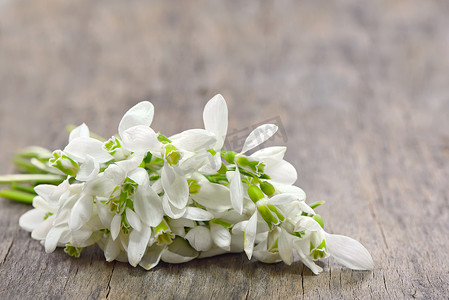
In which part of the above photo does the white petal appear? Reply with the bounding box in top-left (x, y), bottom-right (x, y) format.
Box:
top-left (151, 178), bottom-right (163, 194)
top-left (84, 165), bottom-right (125, 197)
top-left (169, 218), bottom-right (196, 229)
top-left (133, 185), bottom-right (163, 227)
top-left (64, 137), bottom-right (112, 163)
top-left (170, 129), bottom-right (217, 152)
top-left (96, 200), bottom-right (114, 227)
top-left (160, 237), bottom-right (198, 263)
top-left (210, 223), bottom-right (231, 251)
top-left (127, 167), bottom-right (148, 185)
top-left (128, 225), bottom-right (152, 267)
top-left (183, 207), bottom-right (214, 221)
top-left (69, 194), bottom-right (93, 231)
top-left (265, 160), bottom-right (297, 185)
top-left (253, 240), bottom-right (282, 263)
top-left (203, 94), bottom-right (228, 150)
top-left (250, 146), bottom-right (286, 166)
top-left (162, 194), bottom-right (186, 219)
top-left (299, 202), bottom-right (315, 215)
top-left (75, 155), bottom-right (100, 182)
top-left (126, 208), bottom-right (142, 231)
top-left (198, 152), bottom-right (222, 174)
top-left (241, 124), bottom-right (278, 154)
top-left (295, 216), bottom-right (323, 232)
top-left (70, 229), bottom-right (94, 246)
top-left (31, 216), bottom-right (54, 240)
top-left (45, 226), bottom-right (66, 253)
top-left (69, 123), bottom-right (90, 142)
top-left (19, 209), bottom-right (46, 232)
top-left (198, 247), bottom-right (229, 258)
top-left (325, 233), bottom-right (374, 271)
top-left (190, 179), bottom-right (233, 212)
top-left (118, 101), bottom-right (154, 137)
top-left (104, 238), bottom-right (122, 262)
top-left (110, 214), bottom-right (122, 240)
top-left (232, 221), bottom-right (247, 234)
top-left (244, 212), bottom-right (258, 259)
top-left (115, 154), bottom-right (145, 175)
top-left (161, 165), bottom-right (189, 209)
top-left (266, 193), bottom-right (297, 205)
top-left (34, 184), bottom-right (57, 200)
top-left (293, 240), bottom-right (323, 275)
top-left (176, 152), bottom-right (208, 175)
top-left (185, 226), bottom-right (212, 251)
top-left (121, 125), bottom-right (160, 154)
top-left (278, 228), bottom-right (293, 265)
top-left (139, 243), bottom-right (165, 270)
top-left (229, 170), bottom-right (243, 214)
top-left (32, 196), bottom-right (57, 212)
top-left (272, 183), bottom-right (306, 200)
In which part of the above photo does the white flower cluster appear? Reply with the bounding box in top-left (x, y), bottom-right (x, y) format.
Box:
top-left (19, 95), bottom-right (373, 274)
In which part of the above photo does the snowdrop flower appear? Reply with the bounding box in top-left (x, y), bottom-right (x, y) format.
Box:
top-left (117, 101), bottom-right (162, 155)
top-left (225, 123), bottom-right (279, 214)
top-left (48, 123), bottom-right (112, 182)
top-left (12, 94), bottom-right (374, 275)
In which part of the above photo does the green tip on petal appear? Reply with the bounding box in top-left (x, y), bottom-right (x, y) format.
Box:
top-left (164, 144), bottom-right (181, 166)
top-left (157, 134), bottom-right (172, 144)
top-left (49, 150), bottom-right (79, 177)
top-left (64, 245), bottom-right (83, 258)
top-left (187, 179), bottom-right (201, 194)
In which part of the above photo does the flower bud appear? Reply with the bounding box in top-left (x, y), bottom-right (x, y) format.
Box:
top-left (236, 156), bottom-right (250, 167)
top-left (49, 150), bottom-right (79, 177)
top-left (260, 181), bottom-right (275, 196)
top-left (248, 185), bottom-right (264, 203)
top-left (257, 205), bottom-right (278, 229)
top-left (220, 150), bottom-right (236, 164)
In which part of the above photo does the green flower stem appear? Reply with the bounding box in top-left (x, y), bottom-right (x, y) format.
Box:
top-left (0, 189), bottom-right (35, 204)
top-left (11, 183), bottom-right (37, 195)
top-left (211, 218), bottom-right (232, 229)
top-left (227, 165), bottom-right (268, 181)
top-left (309, 201), bottom-right (325, 209)
top-left (13, 156), bottom-right (45, 174)
top-left (0, 174), bottom-right (64, 184)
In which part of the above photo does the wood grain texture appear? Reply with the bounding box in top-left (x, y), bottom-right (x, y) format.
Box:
top-left (1, 0), bottom-right (449, 299)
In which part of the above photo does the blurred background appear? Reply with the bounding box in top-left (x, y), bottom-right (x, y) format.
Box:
top-left (1, 0), bottom-right (448, 151)
top-left (1, 1), bottom-right (449, 297)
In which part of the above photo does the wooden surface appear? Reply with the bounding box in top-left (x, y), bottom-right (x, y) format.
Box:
top-left (1, 0), bottom-right (449, 299)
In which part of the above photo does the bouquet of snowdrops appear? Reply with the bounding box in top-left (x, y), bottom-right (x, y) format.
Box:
top-left (0, 95), bottom-right (373, 274)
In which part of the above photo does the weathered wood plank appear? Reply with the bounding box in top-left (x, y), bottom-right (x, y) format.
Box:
top-left (1, 0), bottom-right (449, 299)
